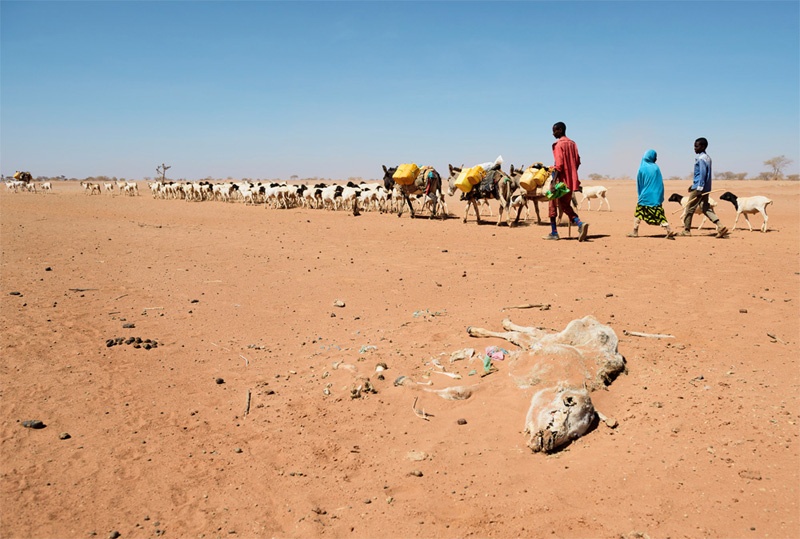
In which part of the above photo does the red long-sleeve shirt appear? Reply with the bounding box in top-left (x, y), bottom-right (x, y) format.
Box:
top-left (552, 136), bottom-right (581, 192)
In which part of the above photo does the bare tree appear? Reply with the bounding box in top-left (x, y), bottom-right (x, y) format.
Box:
top-left (156, 163), bottom-right (171, 182)
top-left (763, 156), bottom-right (792, 180)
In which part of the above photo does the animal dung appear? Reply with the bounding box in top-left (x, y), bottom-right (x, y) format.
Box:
top-left (106, 337), bottom-right (159, 349)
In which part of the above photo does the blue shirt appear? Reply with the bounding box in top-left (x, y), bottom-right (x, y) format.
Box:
top-left (692, 151), bottom-right (712, 192)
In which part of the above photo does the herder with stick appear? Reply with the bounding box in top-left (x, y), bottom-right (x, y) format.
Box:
top-left (680, 137), bottom-right (728, 238)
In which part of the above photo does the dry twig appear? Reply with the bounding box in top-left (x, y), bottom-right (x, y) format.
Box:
top-left (501, 303), bottom-right (551, 311)
top-left (623, 330), bottom-right (675, 339)
top-left (243, 389), bottom-right (252, 418)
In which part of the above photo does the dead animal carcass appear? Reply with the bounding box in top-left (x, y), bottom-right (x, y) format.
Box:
top-left (466, 315), bottom-right (626, 453)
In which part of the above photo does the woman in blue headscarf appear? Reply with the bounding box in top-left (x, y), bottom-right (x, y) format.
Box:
top-left (628, 149), bottom-right (676, 239)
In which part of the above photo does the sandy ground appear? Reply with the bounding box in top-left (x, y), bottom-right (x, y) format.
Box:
top-left (1, 179), bottom-right (798, 539)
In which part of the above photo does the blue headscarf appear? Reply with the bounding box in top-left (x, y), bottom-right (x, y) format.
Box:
top-left (636, 149), bottom-right (664, 206)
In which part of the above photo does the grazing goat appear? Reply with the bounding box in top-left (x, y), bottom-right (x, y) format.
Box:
top-left (81, 181), bottom-right (102, 195)
top-left (719, 191), bottom-right (773, 232)
top-left (573, 185), bottom-right (610, 211)
top-left (668, 192), bottom-right (718, 230)
top-left (40, 182), bottom-right (52, 193)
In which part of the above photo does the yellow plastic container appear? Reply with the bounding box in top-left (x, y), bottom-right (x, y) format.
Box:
top-left (393, 163), bottom-right (419, 186)
top-left (455, 169), bottom-right (473, 193)
top-left (519, 164), bottom-right (550, 192)
top-left (455, 166), bottom-right (486, 193)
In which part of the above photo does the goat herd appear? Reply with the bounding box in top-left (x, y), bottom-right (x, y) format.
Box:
top-left (4, 165), bottom-right (774, 232)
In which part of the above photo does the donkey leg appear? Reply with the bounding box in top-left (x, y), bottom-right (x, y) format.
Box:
top-left (403, 193), bottom-right (416, 218)
top-left (466, 326), bottom-right (528, 349)
top-left (501, 319), bottom-right (547, 339)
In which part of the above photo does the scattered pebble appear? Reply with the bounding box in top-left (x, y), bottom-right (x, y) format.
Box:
top-left (45, 267), bottom-right (52, 271)
top-left (59, 432), bottom-right (71, 440)
top-left (333, 299), bottom-right (345, 308)
top-left (409, 470), bottom-right (423, 477)
top-left (457, 418), bottom-right (467, 425)
top-left (9, 291), bottom-right (21, 296)
top-left (122, 323), bottom-right (135, 329)
top-left (215, 378), bottom-right (225, 385)
top-left (234, 447), bottom-right (243, 454)
top-left (739, 309), bottom-right (748, 314)
top-left (108, 531), bottom-right (121, 539)
top-left (22, 420), bottom-right (45, 429)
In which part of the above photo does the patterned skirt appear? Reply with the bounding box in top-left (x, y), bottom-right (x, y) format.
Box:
top-left (635, 205), bottom-right (667, 226)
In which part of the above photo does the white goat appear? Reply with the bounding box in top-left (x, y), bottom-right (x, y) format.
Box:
top-left (40, 182), bottom-right (52, 193)
top-left (81, 181), bottom-right (101, 195)
top-left (668, 193), bottom-right (718, 230)
top-left (719, 191), bottom-right (773, 232)
top-left (123, 182), bottom-right (139, 196)
top-left (573, 185), bottom-right (610, 211)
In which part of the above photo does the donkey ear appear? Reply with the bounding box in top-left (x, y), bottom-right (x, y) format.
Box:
top-left (382, 165), bottom-right (388, 173)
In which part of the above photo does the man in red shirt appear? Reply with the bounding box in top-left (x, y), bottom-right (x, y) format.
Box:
top-left (545, 122), bottom-right (589, 242)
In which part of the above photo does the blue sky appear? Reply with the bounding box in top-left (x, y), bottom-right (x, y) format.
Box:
top-left (2, 1), bottom-right (798, 181)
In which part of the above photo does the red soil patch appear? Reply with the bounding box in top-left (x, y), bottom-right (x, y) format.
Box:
top-left (1, 180), bottom-right (798, 538)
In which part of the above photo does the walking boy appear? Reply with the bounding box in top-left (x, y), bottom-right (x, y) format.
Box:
top-left (544, 122), bottom-right (589, 241)
top-left (680, 137), bottom-right (728, 238)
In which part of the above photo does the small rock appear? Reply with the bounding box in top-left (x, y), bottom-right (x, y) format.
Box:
top-left (45, 267), bottom-right (52, 271)
top-left (333, 300), bottom-right (345, 308)
top-left (605, 293), bottom-right (614, 297)
top-left (122, 323), bottom-right (135, 329)
top-left (738, 469), bottom-right (762, 480)
top-left (739, 309), bottom-right (748, 314)
top-left (59, 432), bottom-right (71, 440)
top-left (190, 299), bottom-right (199, 303)
top-left (22, 420), bottom-right (45, 429)
top-left (234, 447), bottom-right (243, 453)
top-left (409, 470), bottom-right (423, 477)
top-left (457, 418), bottom-right (467, 425)
top-left (363, 498), bottom-right (371, 504)
top-left (215, 378), bottom-right (225, 384)
top-left (406, 450), bottom-right (428, 461)
top-left (108, 532), bottom-right (121, 539)
top-left (9, 291), bottom-right (21, 296)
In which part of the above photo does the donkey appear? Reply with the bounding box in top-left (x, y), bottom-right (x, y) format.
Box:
top-left (507, 164), bottom-right (555, 225)
top-left (445, 164), bottom-right (519, 226)
top-left (381, 165), bottom-right (447, 219)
